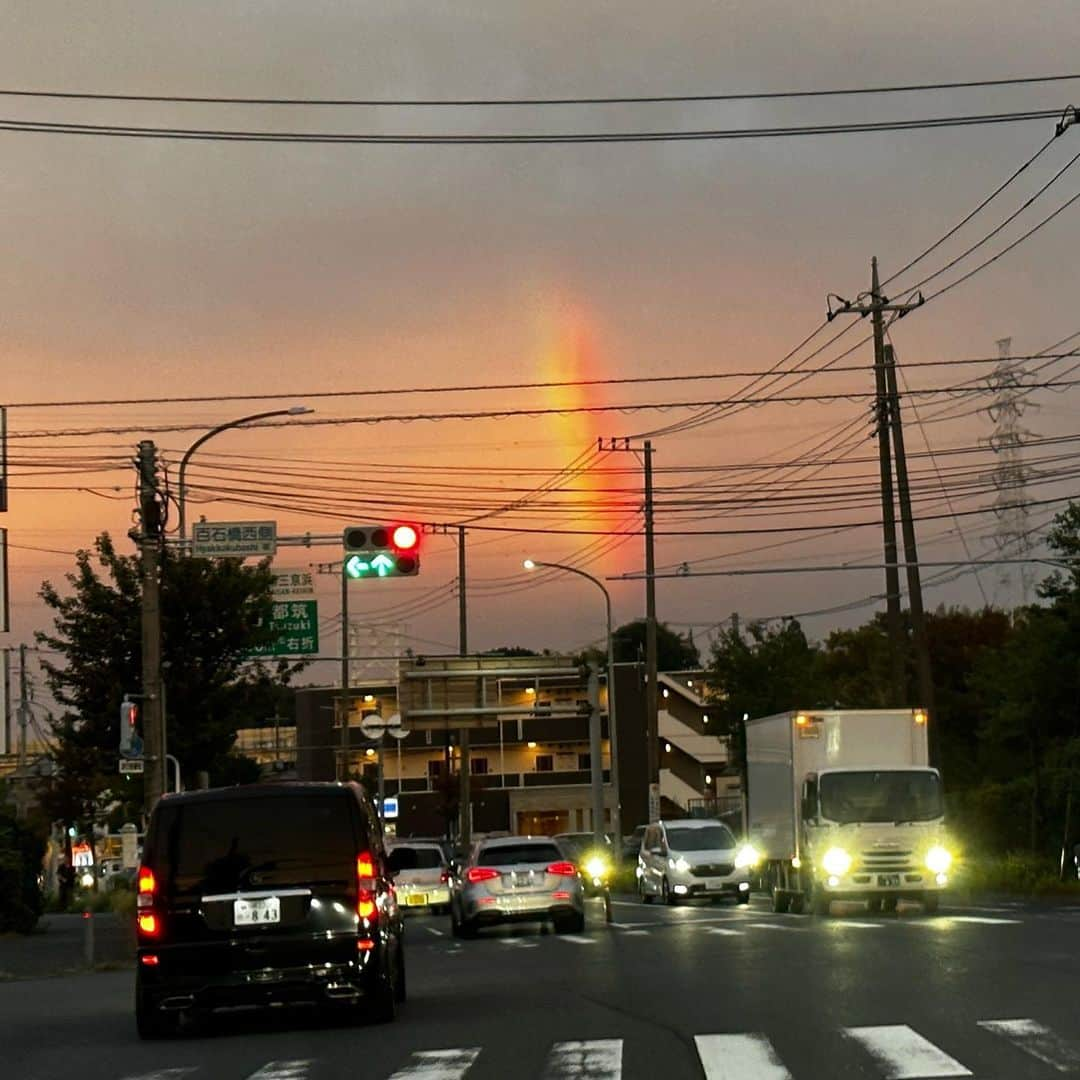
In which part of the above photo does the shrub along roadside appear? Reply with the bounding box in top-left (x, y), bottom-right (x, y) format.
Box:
top-left (0, 799), bottom-right (46, 934)
top-left (951, 851), bottom-right (1080, 898)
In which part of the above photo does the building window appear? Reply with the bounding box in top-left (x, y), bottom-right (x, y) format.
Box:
top-left (471, 757), bottom-right (489, 775)
top-left (362, 764), bottom-right (377, 782)
top-left (535, 754), bottom-right (554, 773)
top-left (577, 753), bottom-right (591, 771)
top-left (427, 759), bottom-right (444, 779)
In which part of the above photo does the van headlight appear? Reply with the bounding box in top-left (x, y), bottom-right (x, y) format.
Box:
top-left (925, 846), bottom-right (952, 874)
top-left (584, 856), bottom-right (610, 880)
top-left (734, 844), bottom-right (761, 869)
top-left (670, 857), bottom-right (690, 873)
top-left (822, 847), bottom-right (852, 876)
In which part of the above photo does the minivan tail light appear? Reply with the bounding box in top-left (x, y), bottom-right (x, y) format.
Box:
top-left (440, 869), bottom-right (450, 884)
top-left (137, 868), bottom-right (156, 895)
top-left (357, 851), bottom-right (377, 921)
top-left (546, 861), bottom-right (578, 877)
top-left (466, 867), bottom-right (499, 883)
top-left (356, 853), bottom-right (376, 880)
top-left (137, 913), bottom-right (159, 936)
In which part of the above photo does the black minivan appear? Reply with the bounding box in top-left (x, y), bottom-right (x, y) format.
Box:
top-left (135, 782), bottom-right (404, 1038)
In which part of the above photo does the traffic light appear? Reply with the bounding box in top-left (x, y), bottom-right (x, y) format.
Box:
top-left (342, 524), bottom-right (421, 578)
top-left (119, 698), bottom-right (142, 757)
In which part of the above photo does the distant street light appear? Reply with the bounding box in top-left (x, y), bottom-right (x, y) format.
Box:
top-left (523, 558), bottom-right (621, 847)
top-left (177, 406), bottom-right (313, 543)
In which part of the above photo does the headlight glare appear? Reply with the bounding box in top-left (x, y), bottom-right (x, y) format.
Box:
top-left (735, 844), bottom-right (760, 869)
top-left (925, 845), bottom-right (952, 874)
top-left (673, 857), bottom-right (690, 873)
top-left (584, 856), bottom-right (609, 879)
top-left (822, 847), bottom-right (852, 876)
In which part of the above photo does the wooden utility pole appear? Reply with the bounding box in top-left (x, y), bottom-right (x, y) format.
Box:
top-left (340, 565), bottom-right (349, 780)
top-left (828, 259), bottom-right (923, 704)
top-left (137, 440), bottom-right (165, 816)
top-left (458, 526), bottom-right (471, 849)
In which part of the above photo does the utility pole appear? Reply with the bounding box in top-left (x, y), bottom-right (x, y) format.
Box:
top-left (17, 643), bottom-right (28, 774)
top-left (599, 436), bottom-right (660, 822)
top-left (340, 564), bottom-right (350, 781)
top-left (828, 258), bottom-right (923, 704)
top-left (884, 343), bottom-right (938, 760)
top-left (137, 440), bottom-right (165, 817)
top-left (458, 526), bottom-right (471, 849)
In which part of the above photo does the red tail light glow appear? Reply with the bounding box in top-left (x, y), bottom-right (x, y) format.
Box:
top-left (137, 913), bottom-right (159, 936)
top-left (139, 954), bottom-right (160, 966)
top-left (356, 853), bottom-right (376, 879)
top-left (546, 862), bottom-right (578, 877)
top-left (466, 867), bottom-right (500, 883)
top-left (137, 868), bottom-right (156, 895)
top-left (552, 890), bottom-right (571, 900)
top-left (357, 938), bottom-right (375, 951)
top-left (357, 851), bottom-right (377, 920)
top-left (440, 869), bottom-right (450, 884)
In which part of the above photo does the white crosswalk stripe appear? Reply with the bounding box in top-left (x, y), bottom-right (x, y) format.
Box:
top-left (842, 1025), bottom-right (971, 1078)
top-left (120, 1070), bottom-right (198, 1080)
top-left (386, 1048), bottom-right (481, 1079)
top-left (542, 1039), bottom-right (622, 1079)
top-left (979, 1018), bottom-right (1080, 1072)
top-left (245, 1063), bottom-right (312, 1080)
top-left (694, 1033), bottom-right (792, 1080)
top-left (705, 927), bottom-right (743, 936)
top-left (557, 934), bottom-right (596, 945)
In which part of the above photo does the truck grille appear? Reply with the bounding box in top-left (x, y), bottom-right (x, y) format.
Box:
top-left (691, 863), bottom-right (734, 877)
top-left (859, 846), bottom-right (915, 873)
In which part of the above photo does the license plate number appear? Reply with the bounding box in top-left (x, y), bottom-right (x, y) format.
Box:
top-left (406, 893), bottom-right (428, 906)
top-left (234, 897), bottom-right (280, 926)
top-left (707, 879), bottom-right (728, 890)
top-left (878, 874), bottom-right (900, 887)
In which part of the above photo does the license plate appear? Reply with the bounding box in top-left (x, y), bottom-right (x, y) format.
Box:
top-left (406, 893), bottom-right (428, 906)
top-left (234, 897), bottom-right (280, 926)
top-left (707, 879), bottom-right (728, 890)
top-left (878, 874), bottom-right (900, 887)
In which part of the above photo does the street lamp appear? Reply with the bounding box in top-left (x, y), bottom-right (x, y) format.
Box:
top-left (523, 559), bottom-right (621, 848)
top-left (177, 406), bottom-right (313, 543)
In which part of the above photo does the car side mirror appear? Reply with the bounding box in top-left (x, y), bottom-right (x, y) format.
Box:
top-left (649, 845), bottom-right (665, 856)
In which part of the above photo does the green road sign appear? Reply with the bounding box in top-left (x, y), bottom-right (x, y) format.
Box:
top-left (251, 599), bottom-right (319, 656)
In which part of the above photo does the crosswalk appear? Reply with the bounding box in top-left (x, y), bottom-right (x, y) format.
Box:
top-left (120, 1017), bottom-right (1080, 1078)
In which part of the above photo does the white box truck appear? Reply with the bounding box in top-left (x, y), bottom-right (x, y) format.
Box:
top-left (746, 708), bottom-right (951, 915)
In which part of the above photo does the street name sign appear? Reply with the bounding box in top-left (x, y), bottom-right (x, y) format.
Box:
top-left (119, 759), bottom-right (145, 775)
top-left (270, 569), bottom-right (315, 598)
top-left (251, 599), bottom-right (319, 656)
top-left (192, 520), bottom-right (277, 558)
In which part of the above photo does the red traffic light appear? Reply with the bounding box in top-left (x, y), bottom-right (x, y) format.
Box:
top-left (392, 525), bottom-right (419, 551)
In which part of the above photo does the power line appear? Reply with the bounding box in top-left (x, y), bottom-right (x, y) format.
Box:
top-left (0, 107), bottom-right (1065, 145)
top-left (2, 73), bottom-right (1076, 108)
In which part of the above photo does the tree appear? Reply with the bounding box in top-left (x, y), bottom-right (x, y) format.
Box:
top-left (0, 790), bottom-right (46, 933)
top-left (612, 619), bottom-right (700, 669)
top-left (34, 533), bottom-right (302, 827)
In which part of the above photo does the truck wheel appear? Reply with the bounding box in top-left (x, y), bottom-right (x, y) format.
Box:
top-left (866, 898), bottom-right (882, 913)
top-left (639, 878), bottom-right (653, 905)
top-left (922, 893), bottom-right (939, 914)
top-left (788, 893), bottom-right (806, 915)
top-left (882, 897), bottom-right (898, 914)
top-left (771, 886), bottom-right (790, 914)
top-left (810, 883), bottom-right (831, 916)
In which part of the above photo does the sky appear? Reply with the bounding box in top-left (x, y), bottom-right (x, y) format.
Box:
top-left (2, 1), bottom-right (1080, 700)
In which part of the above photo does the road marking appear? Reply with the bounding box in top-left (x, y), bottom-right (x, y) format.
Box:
top-left (979, 1018), bottom-right (1080, 1071)
top-left (843, 1025), bottom-right (971, 1078)
top-left (120, 1071), bottom-right (198, 1080)
top-left (830, 920), bottom-right (882, 928)
top-left (694, 1033), bottom-right (791, 1080)
top-left (387, 1048), bottom-right (481, 1079)
top-left (705, 927), bottom-right (743, 936)
top-left (557, 935), bottom-right (596, 945)
top-left (617, 928), bottom-right (650, 935)
top-left (542, 1039), bottom-right (622, 1079)
top-left (946, 916), bottom-right (1021, 925)
top-left (501, 937), bottom-right (539, 948)
top-left (246, 1063), bottom-right (312, 1080)
top-left (426, 927), bottom-right (445, 936)
top-left (747, 922), bottom-right (804, 931)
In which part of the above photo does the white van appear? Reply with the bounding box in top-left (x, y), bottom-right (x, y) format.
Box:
top-left (637, 819), bottom-right (754, 905)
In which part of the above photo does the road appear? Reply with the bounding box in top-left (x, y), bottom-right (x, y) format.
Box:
top-left (3, 894), bottom-right (1080, 1079)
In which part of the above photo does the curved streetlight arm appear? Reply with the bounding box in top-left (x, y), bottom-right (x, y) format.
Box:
top-left (178, 406), bottom-right (311, 541)
top-left (524, 559), bottom-right (621, 848)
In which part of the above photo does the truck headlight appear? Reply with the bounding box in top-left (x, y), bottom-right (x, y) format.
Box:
top-left (734, 844), bottom-right (761, 869)
top-left (925, 846), bottom-right (952, 874)
top-left (822, 847), bottom-right (852, 876)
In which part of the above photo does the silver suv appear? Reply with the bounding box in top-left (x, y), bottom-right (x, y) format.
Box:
top-left (450, 835), bottom-right (586, 937)
top-left (637, 819), bottom-right (754, 905)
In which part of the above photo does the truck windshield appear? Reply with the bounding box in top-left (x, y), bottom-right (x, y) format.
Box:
top-left (819, 770), bottom-right (943, 824)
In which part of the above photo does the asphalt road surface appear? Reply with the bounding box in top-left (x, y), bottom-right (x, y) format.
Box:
top-left (4, 894), bottom-right (1080, 1079)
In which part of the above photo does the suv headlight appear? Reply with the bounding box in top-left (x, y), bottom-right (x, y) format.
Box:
top-left (584, 856), bottom-right (610, 879)
top-left (925, 845), bottom-right (952, 874)
top-left (734, 844), bottom-right (761, 869)
top-left (670, 857), bottom-right (690, 873)
top-left (822, 847), bottom-right (852, 876)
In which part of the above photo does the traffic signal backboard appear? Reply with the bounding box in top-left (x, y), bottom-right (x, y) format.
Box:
top-left (342, 524), bottom-right (421, 578)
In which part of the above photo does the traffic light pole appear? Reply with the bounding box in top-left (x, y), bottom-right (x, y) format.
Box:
top-left (458, 526), bottom-right (471, 850)
top-left (340, 565), bottom-right (350, 781)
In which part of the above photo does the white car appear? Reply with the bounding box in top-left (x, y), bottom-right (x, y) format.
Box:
top-left (637, 819), bottom-right (756, 905)
top-left (386, 840), bottom-right (452, 913)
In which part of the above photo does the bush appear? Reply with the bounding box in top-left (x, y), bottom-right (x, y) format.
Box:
top-left (0, 801), bottom-right (46, 934)
top-left (955, 851), bottom-right (1080, 896)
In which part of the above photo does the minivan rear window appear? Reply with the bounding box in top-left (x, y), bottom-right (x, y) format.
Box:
top-left (151, 794), bottom-right (360, 895)
top-left (387, 846), bottom-right (444, 871)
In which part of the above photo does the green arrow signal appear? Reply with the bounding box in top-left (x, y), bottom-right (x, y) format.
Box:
top-left (371, 553), bottom-right (395, 577)
top-left (344, 554), bottom-right (371, 579)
